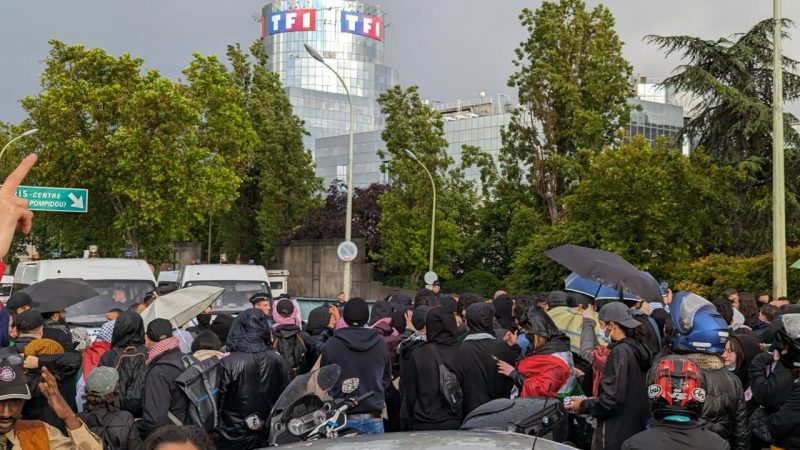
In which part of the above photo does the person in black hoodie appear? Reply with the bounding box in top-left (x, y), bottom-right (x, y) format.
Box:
top-left (216, 309), bottom-right (287, 450)
top-left (320, 297), bottom-right (391, 435)
top-left (398, 306), bottom-right (429, 431)
top-left (565, 302), bottom-right (652, 450)
top-left (138, 319), bottom-right (188, 440)
top-left (406, 305), bottom-right (466, 431)
top-left (459, 302), bottom-right (515, 416)
top-left (492, 294), bottom-right (515, 331)
top-left (271, 299), bottom-right (313, 378)
top-left (305, 304), bottom-right (338, 363)
top-left (97, 310), bottom-right (148, 418)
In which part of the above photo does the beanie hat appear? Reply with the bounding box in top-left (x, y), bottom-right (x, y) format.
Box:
top-left (15, 310), bottom-right (43, 333)
top-left (276, 299), bottom-right (294, 317)
top-left (343, 297), bottom-right (369, 327)
top-left (146, 318), bottom-right (173, 343)
top-left (412, 305), bottom-right (431, 330)
top-left (86, 367), bottom-right (119, 396)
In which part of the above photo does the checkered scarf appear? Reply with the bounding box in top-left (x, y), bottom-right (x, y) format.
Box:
top-left (97, 320), bottom-right (115, 344)
top-left (23, 338), bottom-right (64, 357)
top-left (146, 336), bottom-right (180, 365)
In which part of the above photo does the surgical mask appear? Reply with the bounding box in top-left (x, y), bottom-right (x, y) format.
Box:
top-left (599, 325), bottom-right (612, 345)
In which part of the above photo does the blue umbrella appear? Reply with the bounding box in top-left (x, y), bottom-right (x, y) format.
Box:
top-left (564, 272), bottom-right (639, 301)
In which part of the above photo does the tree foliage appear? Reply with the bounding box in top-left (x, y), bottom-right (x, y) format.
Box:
top-left (376, 85), bottom-right (477, 283)
top-left (505, 0), bottom-right (633, 223)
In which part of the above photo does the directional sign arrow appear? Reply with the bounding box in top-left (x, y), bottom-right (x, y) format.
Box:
top-left (67, 193), bottom-right (84, 209)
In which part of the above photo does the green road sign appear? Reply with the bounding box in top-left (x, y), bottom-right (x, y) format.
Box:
top-left (13, 185), bottom-right (88, 213)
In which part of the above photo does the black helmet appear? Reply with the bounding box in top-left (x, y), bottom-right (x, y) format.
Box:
top-left (519, 306), bottom-right (560, 339)
top-left (773, 313), bottom-right (800, 369)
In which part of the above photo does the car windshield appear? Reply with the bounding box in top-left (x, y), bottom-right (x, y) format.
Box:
top-left (183, 280), bottom-right (270, 312)
top-left (66, 280), bottom-right (156, 324)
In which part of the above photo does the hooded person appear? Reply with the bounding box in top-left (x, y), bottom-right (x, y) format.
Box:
top-left (304, 304), bottom-right (337, 359)
top-left (397, 305), bottom-right (429, 431)
top-left (723, 333), bottom-right (760, 396)
top-left (369, 301), bottom-right (400, 370)
top-left (667, 293), bottom-right (748, 450)
top-left (96, 311), bottom-right (148, 418)
top-left (387, 292), bottom-right (412, 310)
top-left (459, 302), bottom-right (516, 415)
top-left (77, 320), bottom-right (115, 411)
top-left (186, 306), bottom-right (213, 337)
top-left (137, 319), bottom-right (187, 440)
top-left (6, 292), bottom-right (33, 316)
top-left (216, 309), bottom-right (287, 450)
top-left (492, 294), bottom-right (515, 331)
top-left (320, 297), bottom-right (391, 435)
top-left (406, 305), bottom-right (466, 431)
top-left (271, 298), bottom-right (312, 378)
top-left (565, 302), bottom-right (653, 450)
top-left (210, 313), bottom-right (234, 349)
top-left (500, 306), bottom-right (580, 399)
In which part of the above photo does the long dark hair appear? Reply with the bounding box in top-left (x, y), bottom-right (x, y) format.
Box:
top-left (621, 322), bottom-right (650, 348)
top-left (141, 425), bottom-right (214, 450)
top-left (83, 391), bottom-right (119, 413)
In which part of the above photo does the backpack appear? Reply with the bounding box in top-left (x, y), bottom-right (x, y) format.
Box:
top-left (273, 332), bottom-right (308, 379)
top-left (429, 345), bottom-right (462, 415)
top-left (170, 355), bottom-right (222, 433)
top-left (112, 346), bottom-right (147, 417)
top-left (79, 410), bottom-right (131, 450)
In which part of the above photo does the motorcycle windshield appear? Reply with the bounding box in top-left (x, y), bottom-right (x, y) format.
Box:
top-left (676, 292), bottom-right (713, 333)
top-left (272, 364), bottom-right (342, 413)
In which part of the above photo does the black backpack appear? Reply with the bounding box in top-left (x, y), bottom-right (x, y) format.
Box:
top-left (170, 355), bottom-right (222, 433)
top-left (429, 345), bottom-right (462, 415)
top-left (112, 346), bottom-right (147, 417)
top-left (273, 333), bottom-right (308, 379)
top-left (79, 409), bottom-right (135, 450)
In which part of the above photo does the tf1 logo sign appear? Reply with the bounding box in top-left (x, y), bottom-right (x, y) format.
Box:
top-left (265, 9), bottom-right (316, 37)
top-left (341, 11), bottom-right (383, 41)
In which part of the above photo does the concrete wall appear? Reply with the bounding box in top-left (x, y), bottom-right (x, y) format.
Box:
top-left (276, 239), bottom-right (415, 301)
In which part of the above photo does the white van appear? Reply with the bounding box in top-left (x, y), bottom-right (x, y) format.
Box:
top-left (266, 269), bottom-right (289, 298)
top-left (178, 264), bottom-right (271, 313)
top-left (0, 275), bottom-right (13, 303)
top-left (14, 258), bottom-right (156, 326)
top-left (156, 270), bottom-right (179, 294)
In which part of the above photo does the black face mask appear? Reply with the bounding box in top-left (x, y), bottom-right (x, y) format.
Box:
top-left (196, 313), bottom-right (212, 328)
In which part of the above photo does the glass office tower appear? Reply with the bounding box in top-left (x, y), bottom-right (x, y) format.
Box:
top-left (261, 0), bottom-right (400, 154)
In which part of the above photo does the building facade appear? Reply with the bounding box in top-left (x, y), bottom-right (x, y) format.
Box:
top-left (261, 0), bottom-right (400, 154)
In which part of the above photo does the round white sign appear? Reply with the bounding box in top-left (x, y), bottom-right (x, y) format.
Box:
top-left (337, 241), bottom-right (358, 262)
top-left (424, 271), bottom-right (438, 285)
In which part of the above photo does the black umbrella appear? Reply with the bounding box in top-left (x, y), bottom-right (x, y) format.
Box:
top-left (545, 244), bottom-right (662, 303)
top-left (22, 279), bottom-right (99, 313)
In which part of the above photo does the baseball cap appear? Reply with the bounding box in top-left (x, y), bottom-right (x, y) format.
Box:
top-left (0, 364), bottom-right (31, 401)
top-left (599, 302), bottom-right (642, 329)
top-left (86, 367), bottom-right (119, 397)
top-left (15, 310), bottom-right (44, 333)
top-left (6, 292), bottom-right (32, 311)
top-left (146, 318), bottom-right (174, 342)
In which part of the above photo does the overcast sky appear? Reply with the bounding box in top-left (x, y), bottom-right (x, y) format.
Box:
top-left (2, 0), bottom-right (799, 123)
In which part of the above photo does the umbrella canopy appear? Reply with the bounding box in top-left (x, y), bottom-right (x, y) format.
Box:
top-left (140, 285), bottom-right (224, 328)
top-left (564, 272), bottom-right (639, 301)
top-left (547, 306), bottom-right (607, 354)
top-left (545, 244), bottom-right (662, 303)
top-left (22, 279), bottom-right (99, 313)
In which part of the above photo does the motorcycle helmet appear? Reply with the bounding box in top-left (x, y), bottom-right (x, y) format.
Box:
top-left (648, 355), bottom-right (706, 419)
top-left (670, 292), bottom-right (729, 354)
top-left (773, 313), bottom-right (800, 369)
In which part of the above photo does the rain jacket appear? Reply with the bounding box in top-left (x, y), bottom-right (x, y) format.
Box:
top-left (579, 337), bottom-right (651, 450)
top-left (515, 307), bottom-right (578, 398)
top-left (622, 419), bottom-right (731, 450)
top-left (406, 306), bottom-right (466, 430)
top-left (98, 311), bottom-right (146, 368)
top-left (459, 303), bottom-right (516, 415)
top-left (749, 352), bottom-right (800, 449)
top-left (682, 353), bottom-right (749, 450)
top-left (138, 346), bottom-right (188, 439)
top-left (321, 325), bottom-right (391, 415)
top-left (216, 309), bottom-right (287, 450)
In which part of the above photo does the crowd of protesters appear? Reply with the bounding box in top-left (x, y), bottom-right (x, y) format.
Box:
top-left (0, 156), bottom-right (799, 450)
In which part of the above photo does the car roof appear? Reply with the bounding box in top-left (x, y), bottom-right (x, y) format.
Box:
top-left (262, 430), bottom-right (576, 450)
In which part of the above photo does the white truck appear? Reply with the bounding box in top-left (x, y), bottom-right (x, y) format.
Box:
top-left (266, 269), bottom-right (289, 298)
top-left (13, 258), bottom-right (157, 327)
top-left (178, 264), bottom-right (271, 314)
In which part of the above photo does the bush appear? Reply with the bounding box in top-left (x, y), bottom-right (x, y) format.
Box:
top-left (445, 270), bottom-right (501, 298)
top-left (670, 248), bottom-right (800, 300)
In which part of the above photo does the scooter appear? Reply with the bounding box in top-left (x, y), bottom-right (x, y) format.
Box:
top-left (268, 364), bottom-right (374, 446)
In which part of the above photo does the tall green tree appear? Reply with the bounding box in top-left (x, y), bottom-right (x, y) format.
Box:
top-left (647, 20), bottom-right (800, 255)
top-left (19, 40), bottom-right (245, 262)
top-left (219, 43), bottom-right (321, 264)
top-left (505, 0), bottom-right (633, 224)
top-left (376, 85), bottom-right (477, 284)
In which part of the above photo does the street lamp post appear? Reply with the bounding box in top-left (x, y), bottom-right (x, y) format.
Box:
top-left (305, 43), bottom-right (355, 300)
top-left (0, 129), bottom-right (38, 165)
top-left (404, 149), bottom-right (436, 274)
top-left (773, 0), bottom-right (787, 297)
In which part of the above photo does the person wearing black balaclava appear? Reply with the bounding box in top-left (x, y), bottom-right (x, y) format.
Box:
top-left (305, 304), bottom-right (338, 359)
top-left (459, 302), bottom-right (516, 416)
top-left (406, 305), bottom-right (466, 431)
top-left (492, 294), bottom-right (515, 331)
top-left (187, 305), bottom-right (214, 337)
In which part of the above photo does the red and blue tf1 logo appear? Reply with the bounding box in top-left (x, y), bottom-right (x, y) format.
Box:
top-left (266, 9), bottom-right (316, 36)
top-left (341, 11), bottom-right (383, 41)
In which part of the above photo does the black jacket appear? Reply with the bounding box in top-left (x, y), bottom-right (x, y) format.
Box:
top-left (407, 306), bottom-right (466, 430)
top-left (321, 326), bottom-right (391, 414)
top-left (622, 419), bottom-right (731, 450)
top-left (749, 352), bottom-right (800, 449)
top-left (138, 347), bottom-right (188, 439)
top-left (683, 353), bottom-right (749, 450)
top-left (398, 331), bottom-right (427, 430)
top-left (767, 377), bottom-right (800, 449)
top-left (272, 324), bottom-right (314, 374)
top-left (6, 336), bottom-right (80, 434)
top-left (80, 406), bottom-right (142, 450)
top-left (580, 337), bottom-right (651, 450)
top-left (215, 309), bottom-right (287, 450)
top-left (42, 320), bottom-right (75, 352)
top-left (99, 311), bottom-right (146, 368)
top-left (459, 303), bottom-right (516, 416)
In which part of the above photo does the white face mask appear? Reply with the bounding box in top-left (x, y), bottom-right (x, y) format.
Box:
top-left (599, 324), bottom-right (613, 344)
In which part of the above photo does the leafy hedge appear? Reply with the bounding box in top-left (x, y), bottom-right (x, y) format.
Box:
top-left (670, 248), bottom-right (800, 300)
top-left (444, 270), bottom-right (502, 298)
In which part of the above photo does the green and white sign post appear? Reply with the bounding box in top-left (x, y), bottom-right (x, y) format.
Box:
top-left (12, 186), bottom-right (88, 213)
